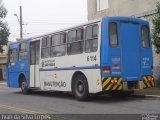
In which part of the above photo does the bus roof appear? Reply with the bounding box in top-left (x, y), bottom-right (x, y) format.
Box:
top-left (106, 16), bottom-right (149, 24)
top-left (10, 16), bottom-right (149, 44)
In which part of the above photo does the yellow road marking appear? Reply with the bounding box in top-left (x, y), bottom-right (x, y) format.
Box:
top-left (102, 77), bottom-right (111, 88)
top-left (0, 104), bottom-right (41, 114)
top-left (0, 104), bottom-right (71, 120)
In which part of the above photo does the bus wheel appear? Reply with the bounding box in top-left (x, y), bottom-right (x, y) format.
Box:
top-left (72, 74), bottom-right (89, 101)
top-left (20, 79), bottom-right (30, 95)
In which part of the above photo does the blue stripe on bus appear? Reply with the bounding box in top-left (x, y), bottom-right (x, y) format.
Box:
top-left (39, 66), bottom-right (100, 71)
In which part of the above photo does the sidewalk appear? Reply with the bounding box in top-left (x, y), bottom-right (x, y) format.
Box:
top-left (0, 80), bottom-right (7, 85)
top-left (134, 88), bottom-right (160, 96)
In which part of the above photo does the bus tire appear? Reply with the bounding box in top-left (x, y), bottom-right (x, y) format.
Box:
top-left (72, 74), bottom-right (89, 101)
top-left (20, 78), bottom-right (30, 95)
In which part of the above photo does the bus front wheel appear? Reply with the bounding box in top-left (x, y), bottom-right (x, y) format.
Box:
top-left (72, 74), bottom-right (89, 101)
top-left (20, 79), bottom-right (30, 95)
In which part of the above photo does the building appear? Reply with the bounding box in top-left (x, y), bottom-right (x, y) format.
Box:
top-left (0, 45), bottom-right (8, 81)
top-left (88, 0), bottom-right (159, 20)
top-left (87, 0), bottom-right (160, 81)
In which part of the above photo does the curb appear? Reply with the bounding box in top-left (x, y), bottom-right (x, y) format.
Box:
top-left (0, 82), bottom-right (7, 85)
top-left (145, 95), bottom-right (160, 98)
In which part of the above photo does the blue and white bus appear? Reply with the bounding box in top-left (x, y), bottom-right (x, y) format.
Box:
top-left (6, 17), bottom-right (154, 101)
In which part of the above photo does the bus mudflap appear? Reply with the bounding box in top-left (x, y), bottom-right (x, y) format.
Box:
top-left (102, 77), bottom-right (123, 91)
top-left (143, 76), bottom-right (155, 89)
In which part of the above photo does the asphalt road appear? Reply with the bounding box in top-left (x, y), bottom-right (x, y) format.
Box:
top-left (0, 84), bottom-right (160, 120)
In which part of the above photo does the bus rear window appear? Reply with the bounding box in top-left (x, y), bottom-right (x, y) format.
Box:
top-left (142, 26), bottom-right (150, 48)
top-left (109, 22), bottom-right (118, 47)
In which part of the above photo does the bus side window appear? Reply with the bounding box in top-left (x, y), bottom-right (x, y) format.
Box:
top-left (19, 42), bottom-right (27, 60)
top-left (51, 33), bottom-right (66, 57)
top-left (142, 26), bottom-right (150, 48)
top-left (109, 22), bottom-right (118, 48)
top-left (67, 28), bottom-right (83, 55)
top-left (85, 24), bottom-right (98, 53)
top-left (41, 36), bottom-right (50, 58)
top-left (9, 49), bottom-right (17, 65)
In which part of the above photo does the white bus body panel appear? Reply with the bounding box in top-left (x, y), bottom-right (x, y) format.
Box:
top-left (35, 65), bottom-right (40, 87)
top-left (30, 65), bottom-right (40, 87)
top-left (40, 69), bottom-right (102, 93)
top-left (31, 21), bottom-right (103, 93)
top-left (30, 65), bottom-right (35, 87)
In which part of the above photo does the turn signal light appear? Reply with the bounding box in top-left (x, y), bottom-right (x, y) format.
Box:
top-left (148, 77), bottom-right (152, 81)
top-left (151, 77), bottom-right (154, 81)
top-left (111, 79), bottom-right (118, 84)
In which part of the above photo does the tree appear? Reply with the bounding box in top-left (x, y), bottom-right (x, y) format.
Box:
top-left (0, 2), bottom-right (9, 53)
top-left (152, 2), bottom-right (160, 54)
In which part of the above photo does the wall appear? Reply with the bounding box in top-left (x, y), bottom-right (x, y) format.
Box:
top-left (88, 0), bottom-right (160, 21)
top-left (87, 0), bottom-right (160, 83)
top-left (0, 45), bottom-right (8, 80)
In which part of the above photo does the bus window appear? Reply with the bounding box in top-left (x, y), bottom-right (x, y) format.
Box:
top-left (93, 25), bottom-right (98, 38)
top-left (60, 33), bottom-right (66, 44)
top-left (67, 29), bottom-right (83, 55)
top-left (19, 42), bottom-right (27, 60)
top-left (51, 33), bottom-right (66, 46)
top-left (142, 26), bottom-right (150, 48)
top-left (51, 33), bottom-right (66, 57)
top-left (86, 26), bottom-right (92, 39)
top-left (51, 45), bottom-right (66, 57)
top-left (85, 24), bottom-right (98, 53)
top-left (51, 34), bottom-right (61, 46)
top-left (42, 37), bottom-right (47, 48)
top-left (41, 36), bottom-right (50, 58)
top-left (77, 29), bottom-right (83, 41)
top-left (68, 30), bottom-right (77, 43)
top-left (109, 22), bottom-right (118, 47)
top-left (9, 49), bottom-right (17, 64)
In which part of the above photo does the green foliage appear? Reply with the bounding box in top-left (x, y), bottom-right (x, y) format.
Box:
top-left (152, 2), bottom-right (160, 54)
top-left (0, 3), bottom-right (10, 53)
top-left (0, 5), bottom-right (7, 18)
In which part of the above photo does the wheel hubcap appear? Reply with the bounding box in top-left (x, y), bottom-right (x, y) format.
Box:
top-left (21, 82), bottom-right (25, 90)
top-left (77, 82), bottom-right (84, 94)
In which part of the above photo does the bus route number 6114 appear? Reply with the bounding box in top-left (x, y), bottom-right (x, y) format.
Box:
top-left (87, 55), bottom-right (97, 62)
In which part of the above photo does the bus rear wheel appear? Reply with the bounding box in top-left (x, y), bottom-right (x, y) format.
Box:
top-left (72, 74), bottom-right (89, 101)
top-left (20, 78), bottom-right (30, 95)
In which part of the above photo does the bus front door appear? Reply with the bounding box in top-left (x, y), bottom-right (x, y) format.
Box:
top-left (30, 41), bottom-right (40, 88)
